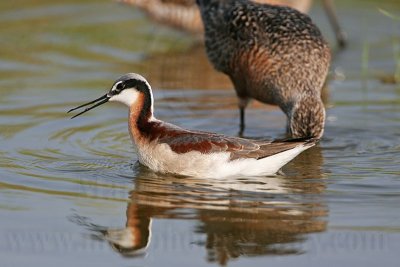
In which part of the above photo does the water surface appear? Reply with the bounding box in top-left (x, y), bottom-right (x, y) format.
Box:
top-left (0, 0), bottom-right (400, 266)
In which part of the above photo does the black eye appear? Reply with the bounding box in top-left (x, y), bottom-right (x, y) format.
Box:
top-left (116, 82), bottom-right (124, 91)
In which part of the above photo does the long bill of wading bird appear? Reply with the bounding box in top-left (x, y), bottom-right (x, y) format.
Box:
top-left (68, 73), bottom-right (317, 178)
top-left (196, 0), bottom-right (331, 138)
top-left (118, 0), bottom-right (346, 48)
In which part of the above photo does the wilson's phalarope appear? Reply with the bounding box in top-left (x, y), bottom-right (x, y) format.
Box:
top-left (69, 73), bottom-right (317, 178)
top-left (196, 0), bottom-right (331, 138)
top-left (119, 0), bottom-right (346, 47)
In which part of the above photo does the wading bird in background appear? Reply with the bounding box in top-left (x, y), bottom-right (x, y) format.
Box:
top-left (196, 0), bottom-right (331, 138)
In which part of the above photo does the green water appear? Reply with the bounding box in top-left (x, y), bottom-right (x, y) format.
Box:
top-left (0, 0), bottom-right (400, 266)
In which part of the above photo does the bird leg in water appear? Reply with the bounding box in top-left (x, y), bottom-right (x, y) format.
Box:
top-left (239, 107), bottom-right (245, 137)
top-left (238, 97), bottom-right (250, 136)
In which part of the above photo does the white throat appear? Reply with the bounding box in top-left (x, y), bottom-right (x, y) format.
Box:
top-left (108, 89), bottom-right (140, 107)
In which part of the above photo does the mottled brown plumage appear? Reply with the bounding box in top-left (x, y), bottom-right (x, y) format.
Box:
top-left (119, 0), bottom-right (346, 47)
top-left (196, 0), bottom-right (331, 138)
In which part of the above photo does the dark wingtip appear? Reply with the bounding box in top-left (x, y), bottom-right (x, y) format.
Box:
top-left (273, 137), bottom-right (320, 145)
top-left (304, 138), bottom-right (319, 147)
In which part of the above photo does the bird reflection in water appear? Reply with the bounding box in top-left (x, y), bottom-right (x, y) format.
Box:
top-left (72, 146), bottom-right (327, 265)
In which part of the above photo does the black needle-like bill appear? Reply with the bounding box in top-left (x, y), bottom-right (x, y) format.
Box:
top-left (68, 94), bottom-right (110, 119)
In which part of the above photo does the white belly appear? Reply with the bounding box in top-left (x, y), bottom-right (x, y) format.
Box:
top-left (134, 141), bottom-right (309, 178)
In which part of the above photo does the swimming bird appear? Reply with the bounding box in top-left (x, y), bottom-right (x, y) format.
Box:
top-left (68, 73), bottom-right (316, 178)
top-left (196, 0), bottom-right (331, 138)
top-left (119, 0), bottom-right (346, 47)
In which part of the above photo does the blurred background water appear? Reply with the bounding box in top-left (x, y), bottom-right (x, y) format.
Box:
top-left (0, 0), bottom-right (399, 266)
